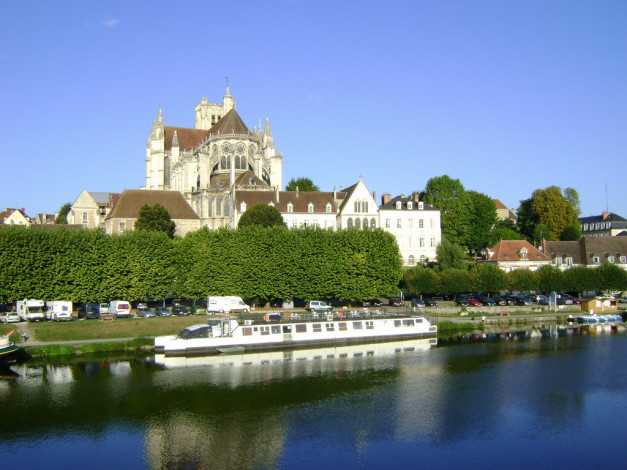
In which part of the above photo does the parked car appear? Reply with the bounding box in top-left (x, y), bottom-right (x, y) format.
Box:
top-left (556, 294), bottom-right (573, 305)
top-left (136, 307), bottom-right (155, 318)
top-left (155, 306), bottom-right (172, 317)
top-left (389, 298), bottom-right (402, 307)
top-left (510, 296), bottom-right (532, 306)
top-left (478, 297), bottom-right (496, 306)
top-left (1, 312), bottom-right (20, 323)
top-left (455, 298), bottom-right (469, 307)
top-left (80, 303), bottom-right (100, 319)
top-left (172, 305), bottom-right (190, 316)
top-left (424, 299), bottom-right (438, 307)
top-left (467, 299), bottom-right (483, 307)
top-left (411, 299), bottom-right (426, 308)
top-left (305, 300), bottom-right (332, 313)
top-left (362, 299), bottom-right (383, 307)
top-left (99, 303), bottom-right (110, 315)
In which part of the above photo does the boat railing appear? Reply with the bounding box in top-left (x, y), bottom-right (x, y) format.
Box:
top-left (232, 308), bottom-right (427, 325)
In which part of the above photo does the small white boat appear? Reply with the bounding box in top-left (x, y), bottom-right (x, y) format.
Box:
top-left (0, 330), bottom-right (20, 359)
top-left (155, 313), bottom-right (437, 357)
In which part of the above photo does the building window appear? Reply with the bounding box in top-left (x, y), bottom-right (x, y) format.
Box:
top-left (396, 201), bottom-right (402, 210)
top-left (287, 203), bottom-right (293, 213)
top-left (120, 222), bottom-right (125, 231)
top-left (420, 238), bottom-right (424, 247)
top-left (240, 202), bottom-right (247, 213)
top-left (347, 218), bottom-right (353, 227)
top-left (82, 212), bottom-right (88, 228)
top-left (565, 257), bottom-right (573, 265)
top-left (370, 218), bottom-right (376, 228)
top-left (355, 218), bottom-right (361, 229)
top-left (419, 202), bottom-right (424, 209)
top-left (397, 219), bottom-right (401, 228)
top-left (520, 248), bottom-right (528, 260)
top-left (608, 256), bottom-right (615, 263)
top-left (385, 218), bottom-right (390, 228)
top-left (308, 203), bottom-right (314, 213)
top-left (407, 201), bottom-right (412, 210)
top-left (419, 219), bottom-right (424, 228)
top-left (408, 255), bottom-right (415, 266)
top-left (593, 256), bottom-right (601, 263)
top-left (430, 238), bottom-right (435, 247)
top-left (326, 203), bottom-right (332, 213)
top-left (408, 219), bottom-right (413, 228)
top-left (419, 255), bottom-right (427, 264)
top-left (555, 257), bottom-right (562, 265)
top-left (620, 256), bottom-right (626, 263)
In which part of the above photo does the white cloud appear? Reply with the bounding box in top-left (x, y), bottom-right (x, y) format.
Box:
top-left (102, 14), bottom-right (119, 28)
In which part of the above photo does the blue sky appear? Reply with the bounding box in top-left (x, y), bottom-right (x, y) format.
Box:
top-left (1, 0), bottom-right (625, 218)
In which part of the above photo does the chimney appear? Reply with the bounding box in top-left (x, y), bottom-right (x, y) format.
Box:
top-left (412, 193), bottom-right (420, 203)
top-left (381, 193), bottom-right (391, 205)
top-left (602, 211), bottom-right (610, 220)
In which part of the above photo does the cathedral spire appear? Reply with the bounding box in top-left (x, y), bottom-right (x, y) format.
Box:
top-left (223, 86), bottom-right (235, 112)
top-left (172, 130), bottom-right (179, 148)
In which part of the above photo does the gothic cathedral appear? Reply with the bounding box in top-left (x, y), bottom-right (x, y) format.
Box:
top-left (144, 88), bottom-right (282, 228)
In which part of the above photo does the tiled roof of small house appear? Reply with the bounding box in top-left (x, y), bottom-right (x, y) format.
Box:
top-left (106, 190), bottom-right (199, 220)
top-left (543, 240), bottom-right (586, 265)
top-left (488, 239), bottom-right (550, 262)
top-left (492, 199), bottom-right (508, 210)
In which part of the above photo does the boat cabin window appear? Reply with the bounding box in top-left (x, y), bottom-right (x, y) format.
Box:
top-left (242, 327), bottom-right (253, 336)
top-left (282, 325), bottom-right (292, 333)
top-left (271, 325), bottom-right (281, 334)
top-left (260, 326), bottom-right (270, 335)
top-left (414, 318), bottom-right (423, 323)
top-left (326, 323), bottom-right (335, 331)
top-left (295, 324), bottom-right (307, 333)
top-left (179, 326), bottom-right (210, 339)
top-left (394, 320), bottom-right (402, 328)
top-left (365, 321), bottom-right (374, 330)
top-left (352, 322), bottom-right (363, 330)
top-left (338, 322), bottom-right (348, 331)
top-left (403, 319), bottom-right (414, 327)
top-left (312, 323), bottom-right (322, 333)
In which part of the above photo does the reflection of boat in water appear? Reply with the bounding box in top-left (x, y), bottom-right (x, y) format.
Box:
top-left (0, 330), bottom-right (20, 360)
top-left (155, 314), bottom-right (437, 357)
top-left (578, 314), bottom-right (623, 325)
top-left (154, 338), bottom-right (437, 372)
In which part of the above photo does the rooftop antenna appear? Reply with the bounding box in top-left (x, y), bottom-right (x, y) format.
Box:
top-left (605, 182), bottom-right (610, 213)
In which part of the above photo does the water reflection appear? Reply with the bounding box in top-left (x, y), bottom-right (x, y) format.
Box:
top-left (2, 334), bottom-right (627, 469)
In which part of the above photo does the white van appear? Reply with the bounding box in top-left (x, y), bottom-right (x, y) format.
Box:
top-left (109, 301), bottom-right (131, 318)
top-left (206, 296), bottom-right (250, 314)
top-left (45, 301), bottom-right (73, 321)
top-left (305, 300), bottom-right (332, 313)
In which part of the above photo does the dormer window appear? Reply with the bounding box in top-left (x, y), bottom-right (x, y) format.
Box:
top-left (418, 202), bottom-right (424, 210)
top-left (396, 201), bottom-right (402, 210)
top-left (608, 256), bottom-right (615, 263)
top-left (520, 248), bottom-right (528, 260)
top-left (287, 202), bottom-right (293, 213)
top-left (240, 202), bottom-right (247, 213)
top-left (308, 203), bottom-right (314, 213)
top-left (407, 201), bottom-right (413, 210)
top-left (326, 203), bottom-right (331, 213)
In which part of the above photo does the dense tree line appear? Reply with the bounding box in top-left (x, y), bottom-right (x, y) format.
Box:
top-left (402, 262), bottom-right (627, 298)
top-left (0, 225), bottom-right (402, 305)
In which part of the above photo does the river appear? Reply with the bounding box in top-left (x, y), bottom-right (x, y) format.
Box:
top-left (1, 329), bottom-right (626, 469)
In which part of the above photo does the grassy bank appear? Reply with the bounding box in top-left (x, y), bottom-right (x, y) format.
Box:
top-left (24, 338), bottom-right (154, 358)
top-left (435, 320), bottom-right (483, 332)
top-left (27, 316), bottom-right (206, 342)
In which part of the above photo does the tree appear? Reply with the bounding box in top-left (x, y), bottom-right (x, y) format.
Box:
top-left (530, 186), bottom-right (576, 240)
top-left (134, 204), bottom-right (176, 239)
top-left (533, 224), bottom-right (553, 244)
top-left (563, 266), bottom-right (600, 296)
top-left (465, 191), bottom-right (497, 254)
top-left (238, 203), bottom-right (286, 228)
top-left (597, 262), bottom-right (627, 292)
top-left (506, 269), bottom-right (539, 293)
top-left (403, 266), bottom-right (438, 297)
top-left (285, 177), bottom-right (320, 192)
top-left (516, 198), bottom-right (538, 239)
top-left (55, 202), bottom-right (71, 224)
top-left (488, 228), bottom-right (522, 247)
top-left (536, 265), bottom-right (564, 293)
top-left (563, 187), bottom-right (581, 216)
top-left (471, 263), bottom-right (507, 293)
top-left (421, 175), bottom-right (470, 246)
top-left (438, 269), bottom-right (471, 295)
top-left (560, 222), bottom-right (581, 241)
top-left (435, 237), bottom-right (467, 270)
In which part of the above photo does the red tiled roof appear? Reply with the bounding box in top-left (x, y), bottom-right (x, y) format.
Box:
top-left (489, 239), bottom-right (550, 262)
top-left (164, 127), bottom-right (208, 151)
top-left (492, 199), bottom-right (508, 210)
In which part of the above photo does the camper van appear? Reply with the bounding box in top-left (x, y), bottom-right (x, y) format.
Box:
top-left (16, 299), bottom-right (45, 322)
top-left (206, 296), bottom-right (250, 314)
top-left (108, 300), bottom-right (131, 318)
top-left (45, 301), bottom-right (73, 321)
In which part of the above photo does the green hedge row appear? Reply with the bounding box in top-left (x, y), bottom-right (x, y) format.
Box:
top-left (0, 226), bottom-right (402, 304)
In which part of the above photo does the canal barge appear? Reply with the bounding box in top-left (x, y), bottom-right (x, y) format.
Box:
top-left (0, 330), bottom-right (20, 360)
top-left (154, 312), bottom-right (437, 357)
